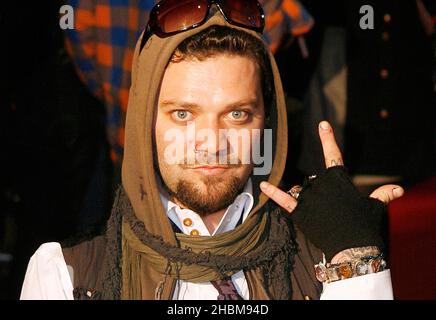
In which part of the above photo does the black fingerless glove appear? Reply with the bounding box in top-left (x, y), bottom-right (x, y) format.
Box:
top-left (291, 166), bottom-right (387, 261)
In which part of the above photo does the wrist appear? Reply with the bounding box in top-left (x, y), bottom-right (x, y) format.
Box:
top-left (315, 249), bottom-right (387, 284)
top-left (331, 246), bottom-right (380, 264)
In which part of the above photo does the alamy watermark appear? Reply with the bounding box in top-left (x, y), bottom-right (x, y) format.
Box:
top-left (360, 5), bottom-right (374, 30)
top-left (59, 5), bottom-right (375, 31)
top-left (59, 5), bottom-right (74, 30)
top-left (163, 122), bottom-right (272, 176)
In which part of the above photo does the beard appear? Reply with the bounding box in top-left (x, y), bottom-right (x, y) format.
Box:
top-left (167, 175), bottom-right (245, 217)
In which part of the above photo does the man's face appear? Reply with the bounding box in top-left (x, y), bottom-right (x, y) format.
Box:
top-left (155, 54), bottom-right (265, 215)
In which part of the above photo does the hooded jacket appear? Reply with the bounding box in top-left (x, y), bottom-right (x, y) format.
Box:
top-left (62, 10), bottom-right (323, 300)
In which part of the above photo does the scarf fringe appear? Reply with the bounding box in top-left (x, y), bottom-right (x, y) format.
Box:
top-left (102, 186), bottom-right (298, 300)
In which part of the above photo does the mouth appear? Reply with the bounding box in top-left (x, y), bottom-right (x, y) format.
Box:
top-left (188, 165), bottom-right (233, 176)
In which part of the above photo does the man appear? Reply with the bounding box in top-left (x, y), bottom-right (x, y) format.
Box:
top-left (20, 1), bottom-right (403, 300)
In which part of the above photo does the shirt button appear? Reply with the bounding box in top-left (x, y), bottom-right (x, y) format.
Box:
top-left (380, 109), bottom-right (389, 119)
top-left (183, 218), bottom-right (193, 227)
top-left (381, 31), bottom-right (389, 41)
top-left (383, 14), bottom-right (391, 23)
top-left (380, 69), bottom-right (389, 79)
top-left (190, 229), bottom-right (200, 236)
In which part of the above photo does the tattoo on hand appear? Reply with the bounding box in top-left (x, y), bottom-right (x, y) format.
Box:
top-left (330, 158), bottom-right (344, 167)
top-left (331, 246), bottom-right (380, 264)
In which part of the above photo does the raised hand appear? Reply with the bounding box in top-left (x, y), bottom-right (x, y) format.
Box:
top-left (260, 121), bottom-right (404, 212)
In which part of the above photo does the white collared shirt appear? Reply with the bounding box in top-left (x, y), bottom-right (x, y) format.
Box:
top-left (160, 179), bottom-right (255, 300)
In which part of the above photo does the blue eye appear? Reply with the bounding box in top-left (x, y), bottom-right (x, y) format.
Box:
top-left (173, 110), bottom-right (192, 121)
top-left (177, 111), bottom-right (188, 119)
top-left (229, 110), bottom-right (248, 121)
top-left (232, 111), bottom-right (243, 119)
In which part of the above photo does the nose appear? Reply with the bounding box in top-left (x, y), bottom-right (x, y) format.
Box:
top-left (192, 116), bottom-right (228, 156)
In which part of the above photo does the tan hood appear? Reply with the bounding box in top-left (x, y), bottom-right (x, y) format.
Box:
top-left (122, 10), bottom-right (288, 246)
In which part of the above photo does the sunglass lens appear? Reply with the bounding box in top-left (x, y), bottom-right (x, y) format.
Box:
top-left (219, 0), bottom-right (264, 31)
top-left (154, 0), bottom-right (209, 34)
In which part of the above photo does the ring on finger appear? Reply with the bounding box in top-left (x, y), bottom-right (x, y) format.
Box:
top-left (287, 185), bottom-right (302, 200)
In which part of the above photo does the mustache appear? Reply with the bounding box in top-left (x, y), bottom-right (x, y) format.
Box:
top-left (180, 163), bottom-right (241, 169)
top-left (179, 156), bottom-right (242, 168)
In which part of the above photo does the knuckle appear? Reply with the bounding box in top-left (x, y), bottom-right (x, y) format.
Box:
top-left (382, 190), bottom-right (391, 203)
top-left (269, 187), bottom-right (277, 198)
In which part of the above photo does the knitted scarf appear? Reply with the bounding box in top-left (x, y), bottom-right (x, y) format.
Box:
top-left (100, 187), bottom-right (298, 300)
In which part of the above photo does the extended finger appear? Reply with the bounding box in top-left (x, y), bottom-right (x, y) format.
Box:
top-left (369, 185), bottom-right (404, 204)
top-left (318, 121), bottom-right (344, 168)
top-left (260, 181), bottom-right (298, 213)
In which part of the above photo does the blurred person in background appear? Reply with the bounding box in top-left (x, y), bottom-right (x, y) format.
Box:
top-left (297, 0), bottom-right (435, 192)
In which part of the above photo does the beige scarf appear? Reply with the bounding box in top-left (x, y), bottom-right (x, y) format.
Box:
top-left (119, 11), bottom-right (301, 300)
